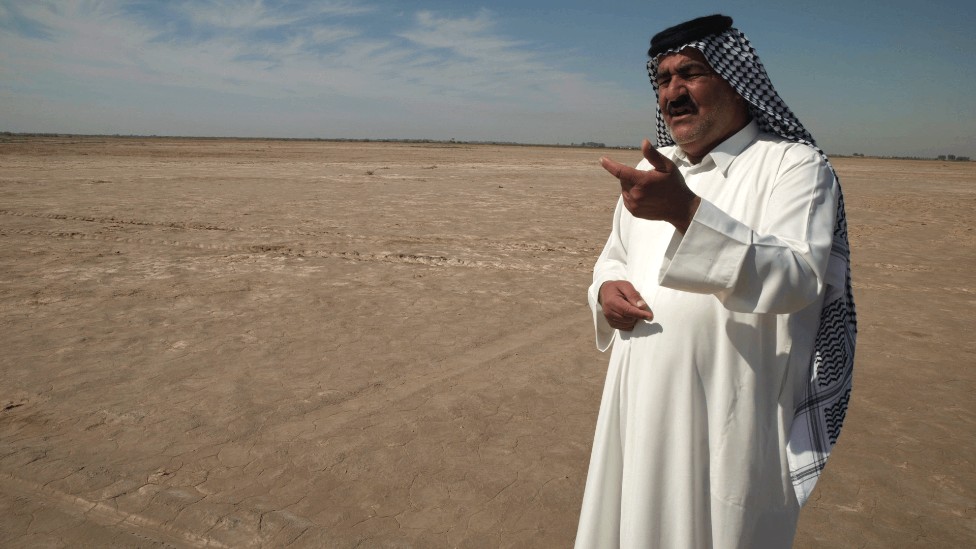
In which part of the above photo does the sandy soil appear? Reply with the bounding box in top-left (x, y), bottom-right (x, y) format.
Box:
top-left (0, 136), bottom-right (973, 548)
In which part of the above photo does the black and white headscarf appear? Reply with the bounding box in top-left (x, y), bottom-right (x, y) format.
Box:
top-left (647, 27), bottom-right (857, 505)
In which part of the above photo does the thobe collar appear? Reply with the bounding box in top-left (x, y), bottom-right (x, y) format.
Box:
top-left (670, 120), bottom-right (760, 176)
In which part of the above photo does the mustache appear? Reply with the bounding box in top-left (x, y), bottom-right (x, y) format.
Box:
top-left (666, 95), bottom-right (695, 115)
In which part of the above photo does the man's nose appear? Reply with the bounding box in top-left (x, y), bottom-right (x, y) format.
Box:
top-left (660, 79), bottom-right (689, 101)
top-left (661, 83), bottom-right (688, 105)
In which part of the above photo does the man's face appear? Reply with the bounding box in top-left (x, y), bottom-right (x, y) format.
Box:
top-left (655, 48), bottom-right (749, 159)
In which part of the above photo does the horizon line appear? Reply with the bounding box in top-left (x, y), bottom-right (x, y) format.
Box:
top-left (1, 131), bottom-right (970, 161)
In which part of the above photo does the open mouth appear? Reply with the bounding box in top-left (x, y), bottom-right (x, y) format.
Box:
top-left (667, 97), bottom-right (696, 119)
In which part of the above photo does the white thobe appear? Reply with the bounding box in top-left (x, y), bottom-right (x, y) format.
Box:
top-left (575, 121), bottom-right (839, 549)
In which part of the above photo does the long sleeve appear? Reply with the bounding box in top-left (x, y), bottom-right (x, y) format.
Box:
top-left (587, 197), bottom-right (630, 351)
top-left (658, 148), bottom-right (838, 314)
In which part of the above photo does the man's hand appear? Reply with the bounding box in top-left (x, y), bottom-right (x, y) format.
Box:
top-left (599, 280), bottom-right (654, 331)
top-left (600, 139), bottom-right (701, 234)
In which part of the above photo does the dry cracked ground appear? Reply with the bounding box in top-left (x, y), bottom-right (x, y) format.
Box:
top-left (0, 137), bottom-right (973, 547)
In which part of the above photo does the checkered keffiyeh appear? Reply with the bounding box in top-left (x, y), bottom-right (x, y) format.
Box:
top-left (647, 28), bottom-right (857, 506)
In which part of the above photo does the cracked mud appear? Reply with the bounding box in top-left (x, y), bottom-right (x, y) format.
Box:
top-left (1, 137), bottom-right (973, 547)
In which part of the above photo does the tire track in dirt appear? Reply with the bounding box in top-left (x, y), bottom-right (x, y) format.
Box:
top-left (0, 209), bottom-right (236, 232)
top-left (0, 472), bottom-right (228, 549)
top-left (0, 209), bottom-right (598, 257)
top-left (2, 228), bottom-right (589, 273)
top-left (0, 305), bottom-right (581, 547)
top-left (304, 301), bottom-right (581, 431)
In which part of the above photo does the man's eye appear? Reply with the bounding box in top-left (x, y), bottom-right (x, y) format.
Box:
top-left (656, 69), bottom-right (709, 87)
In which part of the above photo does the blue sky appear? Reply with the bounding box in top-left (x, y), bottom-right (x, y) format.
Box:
top-left (1, 0), bottom-right (973, 156)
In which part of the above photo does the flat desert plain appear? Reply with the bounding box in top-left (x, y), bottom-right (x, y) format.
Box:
top-left (1, 136), bottom-right (973, 548)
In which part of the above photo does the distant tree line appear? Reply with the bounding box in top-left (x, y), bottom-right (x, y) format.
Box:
top-left (843, 151), bottom-right (972, 161)
top-left (6, 132), bottom-right (964, 156)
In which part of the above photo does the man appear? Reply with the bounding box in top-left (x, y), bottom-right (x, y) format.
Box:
top-left (575, 15), bottom-right (856, 548)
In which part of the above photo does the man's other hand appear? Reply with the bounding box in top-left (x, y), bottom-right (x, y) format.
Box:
top-left (599, 280), bottom-right (655, 331)
top-left (600, 139), bottom-right (701, 234)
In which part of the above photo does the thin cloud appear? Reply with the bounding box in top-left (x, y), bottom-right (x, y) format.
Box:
top-left (401, 9), bottom-right (530, 57)
top-left (0, 2), bottom-right (57, 40)
top-left (173, 0), bottom-right (372, 31)
top-left (0, 0), bottom-right (647, 142)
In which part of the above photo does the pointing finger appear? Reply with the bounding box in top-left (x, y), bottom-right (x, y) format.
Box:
top-left (642, 139), bottom-right (670, 173)
top-left (600, 156), bottom-right (626, 179)
top-left (601, 157), bottom-right (641, 191)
